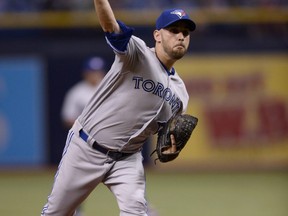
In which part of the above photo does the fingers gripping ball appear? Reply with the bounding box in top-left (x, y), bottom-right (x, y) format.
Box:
top-left (154, 114), bottom-right (198, 163)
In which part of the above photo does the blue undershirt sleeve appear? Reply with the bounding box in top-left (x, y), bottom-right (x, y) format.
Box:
top-left (105, 20), bottom-right (134, 53)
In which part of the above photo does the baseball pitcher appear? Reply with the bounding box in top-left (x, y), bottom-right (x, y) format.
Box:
top-left (41, 1), bottom-right (197, 215)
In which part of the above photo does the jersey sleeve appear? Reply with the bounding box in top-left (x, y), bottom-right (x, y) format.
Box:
top-left (104, 20), bottom-right (134, 53)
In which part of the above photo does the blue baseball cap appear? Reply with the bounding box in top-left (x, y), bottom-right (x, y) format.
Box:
top-left (156, 9), bottom-right (196, 31)
top-left (82, 57), bottom-right (105, 73)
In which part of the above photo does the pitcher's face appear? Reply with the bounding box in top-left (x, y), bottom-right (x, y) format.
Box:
top-left (156, 21), bottom-right (191, 60)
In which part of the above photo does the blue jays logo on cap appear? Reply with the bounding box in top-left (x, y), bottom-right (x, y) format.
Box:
top-left (156, 8), bottom-right (196, 31)
top-left (171, 9), bottom-right (187, 19)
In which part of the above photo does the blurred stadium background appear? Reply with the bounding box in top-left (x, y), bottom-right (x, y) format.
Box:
top-left (0, 1), bottom-right (287, 215)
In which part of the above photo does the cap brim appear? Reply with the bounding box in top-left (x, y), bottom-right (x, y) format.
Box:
top-left (164, 19), bottom-right (196, 31)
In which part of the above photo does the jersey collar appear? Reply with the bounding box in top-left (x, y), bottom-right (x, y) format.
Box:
top-left (158, 59), bottom-right (175, 76)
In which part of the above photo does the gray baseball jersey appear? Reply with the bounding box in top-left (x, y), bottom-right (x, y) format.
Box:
top-left (78, 35), bottom-right (188, 153)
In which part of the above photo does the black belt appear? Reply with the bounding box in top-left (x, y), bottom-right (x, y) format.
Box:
top-left (79, 129), bottom-right (133, 161)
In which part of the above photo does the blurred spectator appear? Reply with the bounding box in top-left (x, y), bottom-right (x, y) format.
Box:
top-left (61, 56), bottom-right (106, 128)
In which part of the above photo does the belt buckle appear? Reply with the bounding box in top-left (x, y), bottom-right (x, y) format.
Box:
top-left (107, 150), bottom-right (123, 161)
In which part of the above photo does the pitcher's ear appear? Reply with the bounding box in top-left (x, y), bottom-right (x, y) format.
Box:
top-left (153, 30), bottom-right (161, 43)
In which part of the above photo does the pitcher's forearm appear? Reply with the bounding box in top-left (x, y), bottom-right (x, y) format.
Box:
top-left (93, 0), bottom-right (120, 33)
